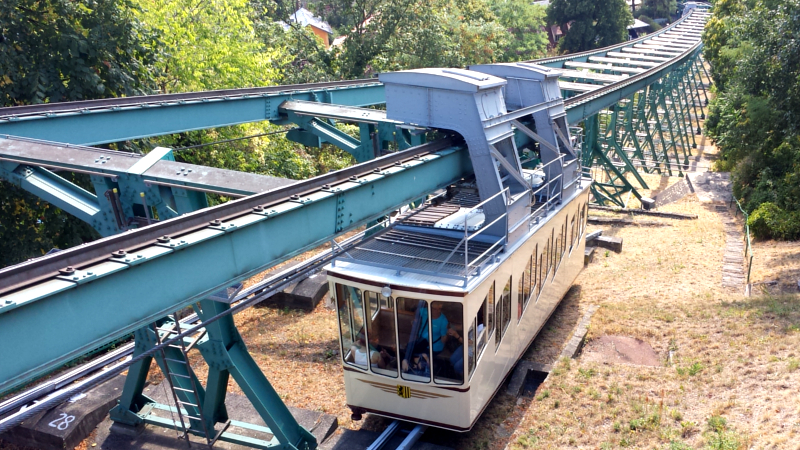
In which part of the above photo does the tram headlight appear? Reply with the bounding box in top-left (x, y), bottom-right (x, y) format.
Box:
top-left (381, 285), bottom-right (392, 298)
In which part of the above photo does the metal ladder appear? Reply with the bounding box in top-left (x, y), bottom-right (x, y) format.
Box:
top-left (154, 313), bottom-right (227, 448)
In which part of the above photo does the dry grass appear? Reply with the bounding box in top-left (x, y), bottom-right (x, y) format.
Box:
top-left (749, 240), bottom-right (800, 295)
top-left (506, 194), bottom-right (800, 449)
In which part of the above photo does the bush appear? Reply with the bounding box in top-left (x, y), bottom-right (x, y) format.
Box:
top-left (747, 202), bottom-right (800, 240)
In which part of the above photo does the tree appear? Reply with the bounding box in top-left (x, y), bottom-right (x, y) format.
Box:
top-left (0, 0), bottom-right (161, 266)
top-left (636, 0), bottom-right (677, 20)
top-left (489, 0), bottom-right (549, 62)
top-left (0, 0), bottom-right (160, 105)
top-left (131, 0), bottom-right (287, 92)
top-left (546, 0), bottom-right (633, 54)
top-left (704, 0), bottom-right (800, 239)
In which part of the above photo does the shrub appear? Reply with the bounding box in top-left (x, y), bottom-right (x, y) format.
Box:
top-left (747, 202), bottom-right (800, 240)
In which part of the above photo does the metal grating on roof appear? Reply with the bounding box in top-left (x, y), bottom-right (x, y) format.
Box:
top-left (399, 191), bottom-right (481, 228)
top-left (346, 229), bottom-right (498, 277)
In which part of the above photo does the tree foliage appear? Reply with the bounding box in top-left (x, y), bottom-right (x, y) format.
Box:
top-left (546, 0), bottom-right (633, 54)
top-left (0, 0), bottom-right (161, 266)
top-left (635, 0), bottom-right (677, 21)
top-left (132, 0), bottom-right (286, 92)
top-left (704, 0), bottom-right (800, 240)
top-left (0, 0), bottom-right (160, 105)
top-left (489, 0), bottom-right (549, 62)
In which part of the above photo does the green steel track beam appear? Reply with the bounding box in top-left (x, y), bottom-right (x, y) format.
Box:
top-left (0, 138), bottom-right (470, 395)
top-left (0, 81), bottom-right (384, 145)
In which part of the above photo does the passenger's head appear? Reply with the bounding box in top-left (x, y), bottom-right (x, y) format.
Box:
top-left (431, 302), bottom-right (444, 318)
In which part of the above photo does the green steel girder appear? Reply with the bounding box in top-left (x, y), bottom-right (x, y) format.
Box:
top-left (565, 48), bottom-right (703, 125)
top-left (0, 84), bottom-right (385, 146)
top-left (0, 144), bottom-right (471, 395)
top-left (0, 161), bottom-right (102, 225)
top-left (111, 299), bottom-right (316, 450)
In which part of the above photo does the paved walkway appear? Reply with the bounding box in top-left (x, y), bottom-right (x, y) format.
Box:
top-left (715, 204), bottom-right (746, 291)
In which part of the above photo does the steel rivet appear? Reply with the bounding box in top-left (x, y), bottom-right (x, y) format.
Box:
top-left (112, 250), bottom-right (127, 258)
top-left (157, 235), bottom-right (171, 243)
top-left (210, 219), bottom-right (222, 226)
top-left (290, 194), bottom-right (300, 200)
top-left (59, 266), bottom-right (75, 276)
top-left (349, 176), bottom-right (358, 181)
top-left (253, 206), bottom-right (264, 212)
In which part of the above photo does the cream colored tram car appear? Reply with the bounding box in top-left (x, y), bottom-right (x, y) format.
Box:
top-left (327, 182), bottom-right (591, 432)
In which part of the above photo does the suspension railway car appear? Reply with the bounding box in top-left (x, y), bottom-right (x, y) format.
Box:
top-left (327, 177), bottom-right (591, 431)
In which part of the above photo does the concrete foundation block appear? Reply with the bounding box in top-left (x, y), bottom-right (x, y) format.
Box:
top-left (257, 271), bottom-right (329, 311)
top-left (506, 361), bottom-right (552, 397)
top-left (584, 246), bottom-right (596, 265)
top-left (640, 197), bottom-right (656, 210)
top-left (0, 375), bottom-right (126, 450)
top-left (596, 236), bottom-right (623, 253)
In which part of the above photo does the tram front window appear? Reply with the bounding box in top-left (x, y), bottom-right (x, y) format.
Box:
top-left (336, 284), bottom-right (369, 369)
top-left (396, 298), bottom-right (430, 382)
top-left (395, 298), bottom-right (464, 384)
top-left (365, 291), bottom-right (398, 378)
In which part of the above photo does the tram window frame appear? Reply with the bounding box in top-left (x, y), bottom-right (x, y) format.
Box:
top-left (531, 244), bottom-right (538, 302)
top-left (570, 214), bottom-right (577, 253)
top-left (431, 301), bottom-right (464, 386)
top-left (486, 282), bottom-right (495, 342)
top-left (563, 216), bottom-right (568, 257)
top-left (582, 202), bottom-right (588, 235)
top-left (496, 276), bottom-right (512, 351)
top-left (537, 252), bottom-right (545, 300)
top-left (502, 277), bottom-right (512, 337)
top-left (397, 298), bottom-right (431, 383)
top-left (519, 256), bottom-right (533, 321)
top-left (335, 283), bottom-right (367, 370)
top-left (545, 235), bottom-right (552, 278)
top-left (364, 291), bottom-right (398, 378)
top-left (467, 318), bottom-right (477, 379)
top-left (554, 235), bottom-right (561, 276)
top-left (476, 294), bottom-right (488, 361)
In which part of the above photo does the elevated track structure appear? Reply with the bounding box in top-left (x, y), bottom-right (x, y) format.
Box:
top-left (0, 6), bottom-right (710, 449)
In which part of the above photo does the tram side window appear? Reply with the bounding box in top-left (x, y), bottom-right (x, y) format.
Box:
top-left (563, 217), bottom-right (568, 257)
top-left (519, 256), bottom-right (533, 321)
top-left (467, 319), bottom-right (477, 378)
top-left (396, 298), bottom-right (431, 382)
top-left (531, 244), bottom-right (538, 301)
top-left (432, 301), bottom-right (464, 385)
top-left (476, 295), bottom-right (488, 360)
top-left (365, 291), bottom-right (398, 378)
top-left (537, 253), bottom-right (545, 299)
top-left (502, 277), bottom-right (512, 337)
top-left (517, 260), bottom-right (526, 321)
top-left (496, 276), bottom-right (512, 350)
top-left (336, 284), bottom-right (367, 369)
top-left (486, 282), bottom-right (495, 342)
top-left (570, 215), bottom-right (577, 252)
top-left (545, 237), bottom-right (551, 278)
top-left (555, 235), bottom-right (562, 272)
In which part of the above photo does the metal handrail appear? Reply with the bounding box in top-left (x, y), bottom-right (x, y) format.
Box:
top-left (730, 197), bottom-right (754, 285)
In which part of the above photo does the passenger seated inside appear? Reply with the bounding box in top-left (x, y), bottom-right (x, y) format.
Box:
top-left (398, 300), bottom-right (464, 383)
top-left (348, 337), bottom-right (382, 368)
top-left (450, 323), bottom-right (484, 375)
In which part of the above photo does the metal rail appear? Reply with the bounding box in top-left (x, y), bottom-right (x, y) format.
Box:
top-left (0, 79), bottom-right (379, 119)
top-left (529, 9), bottom-right (703, 67)
top-left (0, 217), bottom-right (379, 433)
top-left (366, 420), bottom-right (427, 450)
top-left (0, 137), bottom-right (457, 296)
